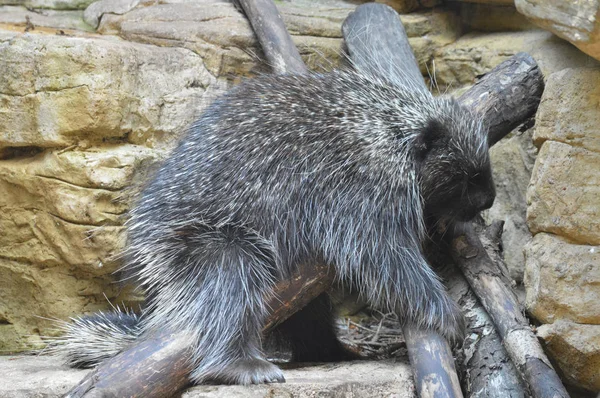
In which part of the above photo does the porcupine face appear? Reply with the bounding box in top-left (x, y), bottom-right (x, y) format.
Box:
top-left (413, 98), bottom-right (496, 222)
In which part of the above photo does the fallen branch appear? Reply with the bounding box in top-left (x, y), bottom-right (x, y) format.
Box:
top-left (236, 0), bottom-right (307, 75)
top-left (451, 223), bottom-right (570, 398)
top-left (433, 223), bottom-right (525, 397)
top-left (65, 262), bottom-right (333, 397)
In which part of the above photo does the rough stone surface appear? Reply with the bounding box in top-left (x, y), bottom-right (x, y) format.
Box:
top-left (537, 320), bottom-right (600, 393)
top-left (0, 6), bottom-right (93, 32)
top-left (0, 356), bottom-right (415, 398)
top-left (0, 28), bottom-right (222, 351)
top-left (524, 233), bottom-right (600, 324)
top-left (459, 3), bottom-right (536, 32)
top-left (184, 360), bottom-right (415, 398)
top-left (0, 0), bottom-right (95, 9)
top-left (516, 0), bottom-right (600, 62)
top-left (534, 67), bottom-right (600, 153)
top-left (483, 128), bottom-right (537, 282)
top-left (97, 1), bottom-right (460, 80)
top-left (0, 355), bottom-right (90, 398)
top-left (527, 141), bottom-right (600, 245)
top-left (432, 30), bottom-right (599, 89)
top-left (0, 30), bottom-right (219, 150)
top-left (84, 0), bottom-right (140, 28)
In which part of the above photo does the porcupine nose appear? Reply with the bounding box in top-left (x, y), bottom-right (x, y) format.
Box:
top-left (478, 183), bottom-right (496, 212)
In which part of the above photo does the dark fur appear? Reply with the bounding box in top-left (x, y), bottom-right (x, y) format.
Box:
top-left (54, 70), bottom-right (495, 384)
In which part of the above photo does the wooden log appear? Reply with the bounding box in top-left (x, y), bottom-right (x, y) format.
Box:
top-left (236, 0), bottom-right (307, 75)
top-left (451, 223), bottom-right (570, 398)
top-left (404, 327), bottom-right (463, 398)
top-left (342, 3), bottom-right (426, 87)
top-left (65, 263), bottom-right (334, 398)
top-left (458, 52), bottom-right (544, 146)
top-left (433, 224), bottom-right (525, 398)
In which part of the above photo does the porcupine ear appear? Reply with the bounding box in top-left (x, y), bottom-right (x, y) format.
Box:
top-left (414, 118), bottom-right (445, 160)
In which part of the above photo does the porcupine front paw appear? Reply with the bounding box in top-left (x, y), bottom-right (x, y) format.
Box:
top-left (219, 358), bottom-right (286, 385)
top-left (434, 295), bottom-right (466, 346)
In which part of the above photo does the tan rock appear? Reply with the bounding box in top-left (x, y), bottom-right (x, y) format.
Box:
top-left (84, 0), bottom-right (140, 28)
top-left (98, 1), bottom-right (460, 79)
top-left (0, 145), bottom-right (154, 350)
top-left (0, 29), bottom-right (220, 150)
top-left (0, 0), bottom-right (95, 9)
top-left (516, 0), bottom-right (600, 62)
top-left (450, 0), bottom-right (513, 4)
top-left (527, 141), bottom-right (600, 245)
top-left (483, 128), bottom-right (537, 282)
top-left (432, 30), bottom-right (599, 89)
top-left (537, 320), bottom-right (600, 392)
top-left (0, 6), bottom-right (92, 32)
top-left (534, 67), bottom-right (600, 153)
top-left (524, 233), bottom-right (600, 324)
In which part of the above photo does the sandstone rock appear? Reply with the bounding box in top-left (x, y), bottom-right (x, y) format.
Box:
top-left (0, 0), bottom-right (95, 9)
top-left (84, 0), bottom-right (140, 28)
top-left (527, 141), bottom-right (600, 245)
top-left (0, 356), bottom-right (414, 398)
top-left (516, 0), bottom-right (600, 62)
top-left (448, 0), bottom-right (513, 4)
top-left (0, 355), bottom-right (90, 398)
top-left (372, 0), bottom-right (440, 14)
top-left (524, 233), bottom-right (600, 324)
top-left (534, 67), bottom-right (600, 153)
top-left (0, 145), bottom-right (155, 350)
top-left (0, 29), bottom-right (220, 150)
top-left (432, 30), bottom-right (599, 89)
top-left (0, 6), bottom-right (92, 32)
top-left (483, 128), bottom-right (537, 282)
top-left (97, 1), bottom-right (460, 79)
top-left (537, 320), bottom-right (600, 393)
top-left (0, 28), bottom-right (221, 351)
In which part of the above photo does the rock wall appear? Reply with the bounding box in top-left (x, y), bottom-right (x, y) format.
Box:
top-left (0, 0), bottom-right (599, 394)
top-left (524, 66), bottom-right (600, 393)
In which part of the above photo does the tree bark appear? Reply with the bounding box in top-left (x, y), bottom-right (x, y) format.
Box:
top-left (236, 0), bottom-right (307, 75)
top-left (435, 223), bottom-right (525, 398)
top-left (451, 223), bottom-right (570, 398)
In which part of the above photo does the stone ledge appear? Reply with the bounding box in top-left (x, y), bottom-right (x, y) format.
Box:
top-left (0, 355), bottom-right (415, 398)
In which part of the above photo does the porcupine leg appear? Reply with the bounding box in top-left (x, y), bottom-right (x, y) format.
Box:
top-left (138, 223), bottom-right (285, 385)
top-left (356, 249), bottom-right (465, 344)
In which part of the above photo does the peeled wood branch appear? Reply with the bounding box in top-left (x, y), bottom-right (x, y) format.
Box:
top-left (236, 0), bottom-right (307, 75)
top-left (65, 263), bottom-right (334, 398)
top-left (451, 223), bottom-right (570, 398)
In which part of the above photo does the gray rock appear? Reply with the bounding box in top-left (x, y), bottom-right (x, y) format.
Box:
top-left (0, 356), bottom-right (415, 398)
top-left (482, 128), bottom-right (537, 282)
top-left (184, 360), bottom-right (415, 398)
top-left (0, 355), bottom-right (89, 398)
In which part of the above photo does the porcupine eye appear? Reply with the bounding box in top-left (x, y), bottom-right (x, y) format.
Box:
top-left (413, 119), bottom-right (445, 161)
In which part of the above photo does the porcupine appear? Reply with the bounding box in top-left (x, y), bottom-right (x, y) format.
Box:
top-left (54, 68), bottom-right (496, 385)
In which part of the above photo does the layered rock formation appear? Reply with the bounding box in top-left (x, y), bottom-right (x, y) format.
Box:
top-left (0, 0), bottom-right (599, 394)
